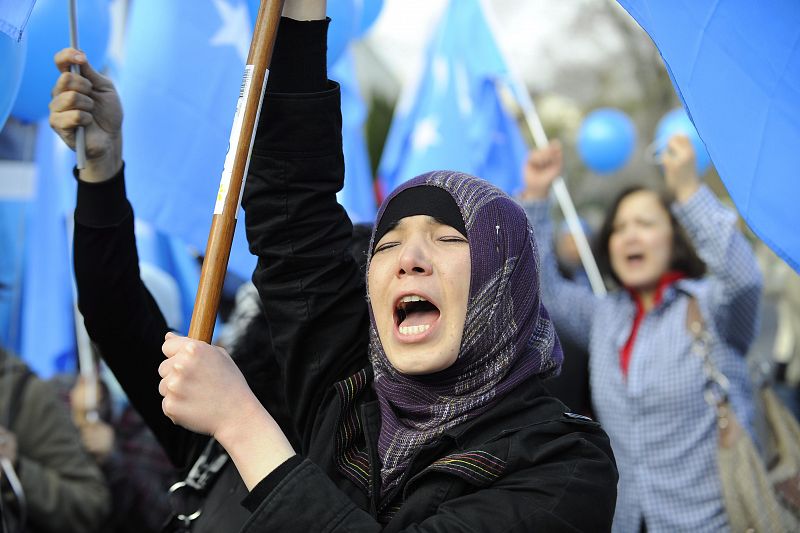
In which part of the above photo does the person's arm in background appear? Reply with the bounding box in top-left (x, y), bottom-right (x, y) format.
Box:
top-left (518, 142), bottom-right (599, 352)
top-left (49, 48), bottom-right (201, 467)
top-left (663, 135), bottom-right (762, 353)
top-left (155, 0), bottom-right (368, 493)
top-left (1, 356), bottom-right (110, 533)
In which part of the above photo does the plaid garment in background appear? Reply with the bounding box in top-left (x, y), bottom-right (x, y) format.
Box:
top-left (524, 185), bottom-right (762, 532)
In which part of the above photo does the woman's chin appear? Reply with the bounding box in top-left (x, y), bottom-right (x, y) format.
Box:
top-left (384, 335), bottom-right (460, 376)
top-left (389, 353), bottom-right (457, 376)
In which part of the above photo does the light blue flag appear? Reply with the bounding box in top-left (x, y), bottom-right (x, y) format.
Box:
top-left (0, 137), bottom-right (36, 351)
top-left (378, 0), bottom-right (527, 194)
top-left (331, 51), bottom-right (376, 224)
top-left (118, 0), bottom-right (257, 280)
top-left (12, 120), bottom-right (203, 374)
top-left (134, 219), bottom-right (201, 335)
top-left (18, 123), bottom-right (77, 376)
top-left (0, 0), bottom-right (36, 41)
top-left (617, 0), bottom-right (800, 272)
top-left (0, 201), bottom-right (26, 351)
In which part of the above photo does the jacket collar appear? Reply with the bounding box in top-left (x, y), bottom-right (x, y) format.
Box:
top-left (442, 376), bottom-right (568, 447)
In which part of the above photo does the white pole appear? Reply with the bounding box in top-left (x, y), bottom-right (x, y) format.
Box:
top-left (480, 0), bottom-right (606, 296)
top-left (68, 0), bottom-right (87, 169)
top-left (514, 86), bottom-right (607, 296)
top-left (75, 306), bottom-right (99, 423)
top-left (65, 213), bottom-right (99, 423)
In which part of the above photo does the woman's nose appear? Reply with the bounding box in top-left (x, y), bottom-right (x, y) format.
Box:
top-left (619, 225), bottom-right (639, 244)
top-left (398, 241), bottom-right (432, 276)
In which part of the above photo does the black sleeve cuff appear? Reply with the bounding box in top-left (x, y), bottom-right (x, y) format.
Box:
top-left (254, 83), bottom-right (341, 155)
top-left (266, 17), bottom-right (329, 94)
top-left (74, 163), bottom-right (132, 228)
top-left (241, 454), bottom-right (304, 512)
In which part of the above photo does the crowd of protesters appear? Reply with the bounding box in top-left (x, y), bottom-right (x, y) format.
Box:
top-left (0, 1), bottom-right (798, 532)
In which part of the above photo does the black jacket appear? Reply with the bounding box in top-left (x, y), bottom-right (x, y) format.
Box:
top-left (236, 74), bottom-right (618, 531)
top-left (73, 18), bottom-right (617, 531)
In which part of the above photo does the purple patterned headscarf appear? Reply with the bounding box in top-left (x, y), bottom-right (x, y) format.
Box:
top-left (366, 171), bottom-right (563, 495)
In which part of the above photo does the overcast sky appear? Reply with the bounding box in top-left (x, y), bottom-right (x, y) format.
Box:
top-left (362, 0), bottom-right (643, 96)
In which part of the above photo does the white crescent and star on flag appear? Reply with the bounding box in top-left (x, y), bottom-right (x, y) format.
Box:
top-left (210, 0), bottom-right (253, 64)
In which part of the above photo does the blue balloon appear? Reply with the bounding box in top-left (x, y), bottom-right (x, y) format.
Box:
top-left (577, 108), bottom-right (636, 174)
top-left (654, 108), bottom-right (712, 175)
top-left (356, 0), bottom-right (384, 37)
top-left (0, 33), bottom-right (27, 130)
top-left (328, 0), bottom-right (359, 67)
top-left (11, 0), bottom-right (111, 124)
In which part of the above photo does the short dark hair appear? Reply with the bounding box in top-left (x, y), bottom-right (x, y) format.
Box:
top-left (594, 185), bottom-right (706, 288)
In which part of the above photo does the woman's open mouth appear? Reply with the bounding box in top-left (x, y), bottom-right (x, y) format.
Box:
top-left (394, 294), bottom-right (441, 339)
top-left (625, 253), bottom-right (645, 268)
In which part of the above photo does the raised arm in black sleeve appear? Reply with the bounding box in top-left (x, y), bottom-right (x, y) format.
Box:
top-left (73, 167), bottom-right (202, 467)
top-left (243, 16), bottom-right (370, 454)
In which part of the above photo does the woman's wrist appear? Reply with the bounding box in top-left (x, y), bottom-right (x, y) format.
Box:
top-left (79, 141), bottom-right (123, 183)
top-left (282, 0), bottom-right (326, 21)
top-left (215, 395), bottom-right (296, 490)
top-left (673, 180), bottom-right (701, 204)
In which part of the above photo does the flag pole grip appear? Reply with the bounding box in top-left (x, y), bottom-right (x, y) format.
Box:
top-left (188, 0), bottom-right (285, 342)
top-left (68, 0), bottom-right (87, 169)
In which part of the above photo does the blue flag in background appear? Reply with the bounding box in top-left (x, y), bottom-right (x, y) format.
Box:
top-left (119, 0), bottom-right (256, 279)
top-left (617, 0), bottom-right (800, 272)
top-left (134, 219), bottom-right (201, 335)
top-left (0, 201), bottom-right (26, 351)
top-left (0, 0), bottom-right (36, 41)
top-left (8, 121), bottom-right (201, 375)
top-left (331, 51), bottom-right (376, 224)
top-left (18, 123), bottom-right (76, 377)
top-left (378, 0), bottom-right (527, 194)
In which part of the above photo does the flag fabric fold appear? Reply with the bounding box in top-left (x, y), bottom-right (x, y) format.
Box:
top-left (18, 123), bottom-right (77, 377)
top-left (0, 0), bottom-right (36, 41)
top-left (617, 0), bottom-right (800, 272)
top-left (0, 201), bottom-right (26, 351)
top-left (134, 219), bottom-right (201, 335)
top-left (8, 122), bottom-right (202, 375)
top-left (378, 0), bottom-right (527, 194)
top-left (118, 0), bottom-right (257, 279)
top-left (120, 1), bottom-right (376, 274)
top-left (332, 51), bottom-right (376, 224)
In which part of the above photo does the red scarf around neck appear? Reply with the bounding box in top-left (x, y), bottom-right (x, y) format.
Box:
top-left (620, 271), bottom-right (685, 377)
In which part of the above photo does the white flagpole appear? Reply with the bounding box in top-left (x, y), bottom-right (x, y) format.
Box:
top-left (65, 213), bottom-right (99, 423)
top-left (68, 0), bottom-right (87, 169)
top-left (480, 0), bottom-right (606, 296)
top-left (509, 83), bottom-right (607, 296)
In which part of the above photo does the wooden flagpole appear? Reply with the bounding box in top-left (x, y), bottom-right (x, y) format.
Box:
top-left (188, 0), bottom-right (285, 342)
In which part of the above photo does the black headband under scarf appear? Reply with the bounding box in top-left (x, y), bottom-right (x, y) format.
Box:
top-left (372, 185), bottom-right (466, 249)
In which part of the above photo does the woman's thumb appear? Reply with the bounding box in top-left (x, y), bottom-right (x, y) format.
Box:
top-left (79, 58), bottom-right (111, 89)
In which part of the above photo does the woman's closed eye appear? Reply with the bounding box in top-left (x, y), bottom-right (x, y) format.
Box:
top-left (374, 241), bottom-right (400, 254)
top-left (438, 235), bottom-right (468, 244)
